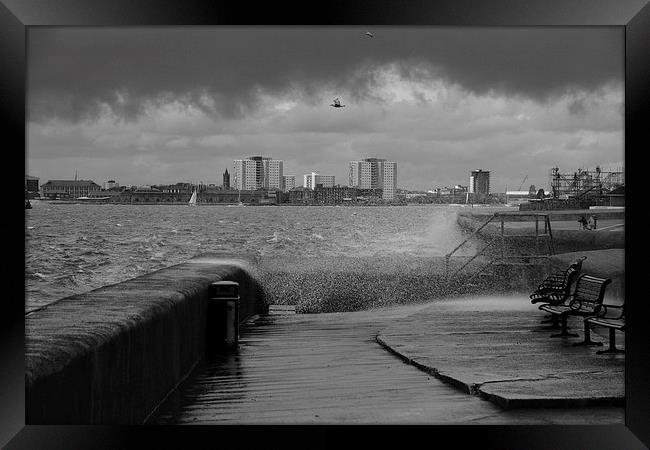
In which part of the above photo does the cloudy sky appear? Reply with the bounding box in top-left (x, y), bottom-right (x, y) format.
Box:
top-left (27, 27), bottom-right (624, 191)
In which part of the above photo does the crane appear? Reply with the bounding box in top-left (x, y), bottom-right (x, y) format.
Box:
top-left (518, 175), bottom-right (528, 191)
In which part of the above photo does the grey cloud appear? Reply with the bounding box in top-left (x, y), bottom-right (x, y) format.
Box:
top-left (567, 97), bottom-right (587, 116)
top-left (28, 27), bottom-right (622, 123)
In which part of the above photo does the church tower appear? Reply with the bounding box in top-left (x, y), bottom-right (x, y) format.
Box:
top-left (223, 169), bottom-right (230, 189)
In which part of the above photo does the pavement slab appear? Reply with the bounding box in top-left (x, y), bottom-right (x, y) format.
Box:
top-left (376, 295), bottom-right (625, 409)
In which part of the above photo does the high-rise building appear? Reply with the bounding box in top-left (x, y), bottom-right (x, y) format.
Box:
top-left (233, 156), bottom-right (284, 190)
top-left (469, 169), bottom-right (490, 195)
top-left (268, 160), bottom-right (283, 190)
top-left (222, 169), bottom-right (230, 189)
top-left (304, 172), bottom-right (335, 190)
top-left (382, 161), bottom-right (397, 200)
top-left (283, 175), bottom-right (296, 192)
top-left (348, 158), bottom-right (397, 200)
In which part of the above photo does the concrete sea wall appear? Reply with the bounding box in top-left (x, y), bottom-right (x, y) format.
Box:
top-left (454, 210), bottom-right (625, 300)
top-left (25, 254), bottom-right (266, 424)
top-left (456, 210), bottom-right (625, 254)
top-left (544, 249), bottom-right (625, 302)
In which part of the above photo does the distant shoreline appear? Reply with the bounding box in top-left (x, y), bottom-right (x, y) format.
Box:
top-left (29, 200), bottom-right (503, 207)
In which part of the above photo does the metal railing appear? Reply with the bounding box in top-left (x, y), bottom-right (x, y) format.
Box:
top-left (444, 212), bottom-right (555, 291)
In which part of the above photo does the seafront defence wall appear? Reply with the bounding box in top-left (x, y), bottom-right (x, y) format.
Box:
top-left (545, 249), bottom-right (625, 302)
top-left (454, 210), bottom-right (625, 300)
top-left (456, 210), bottom-right (625, 254)
top-left (25, 254), bottom-right (266, 424)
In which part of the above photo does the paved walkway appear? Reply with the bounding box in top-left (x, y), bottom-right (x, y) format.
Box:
top-left (152, 299), bottom-right (624, 425)
top-left (377, 294), bottom-right (625, 408)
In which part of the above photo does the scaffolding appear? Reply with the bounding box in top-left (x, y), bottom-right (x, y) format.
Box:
top-left (549, 166), bottom-right (624, 199)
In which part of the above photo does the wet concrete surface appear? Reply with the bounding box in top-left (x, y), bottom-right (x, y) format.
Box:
top-left (377, 295), bottom-right (625, 409)
top-left (151, 300), bottom-right (624, 425)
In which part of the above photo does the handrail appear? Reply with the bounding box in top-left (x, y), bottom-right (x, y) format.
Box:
top-left (444, 211), bottom-right (555, 292)
top-left (445, 214), bottom-right (496, 260)
top-left (447, 237), bottom-right (498, 279)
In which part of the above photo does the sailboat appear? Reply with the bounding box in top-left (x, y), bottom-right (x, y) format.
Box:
top-left (188, 189), bottom-right (197, 206)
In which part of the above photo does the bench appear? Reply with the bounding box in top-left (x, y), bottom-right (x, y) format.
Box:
top-left (585, 303), bottom-right (625, 354)
top-left (539, 274), bottom-right (611, 346)
top-left (530, 256), bottom-right (586, 327)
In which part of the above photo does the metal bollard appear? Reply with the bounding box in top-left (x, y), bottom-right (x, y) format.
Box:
top-left (207, 281), bottom-right (240, 352)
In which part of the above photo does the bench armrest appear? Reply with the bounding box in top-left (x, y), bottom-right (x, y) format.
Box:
top-left (599, 303), bottom-right (625, 319)
top-left (580, 303), bottom-right (623, 319)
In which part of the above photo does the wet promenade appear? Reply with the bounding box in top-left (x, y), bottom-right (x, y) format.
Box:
top-left (152, 297), bottom-right (624, 425)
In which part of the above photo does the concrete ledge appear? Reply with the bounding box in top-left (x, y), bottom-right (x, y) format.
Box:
top-left (25, 254), bottom-right (266, 424)
top-left (478, 374), bottom-right (625, 409)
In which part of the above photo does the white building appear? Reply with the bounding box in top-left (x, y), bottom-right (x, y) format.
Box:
top-left (233, 156), bottom-right (284, 190)
top-left (348, 158), bottom-right (397, 200)
top-left (304, 172), bottom-right (336, 190)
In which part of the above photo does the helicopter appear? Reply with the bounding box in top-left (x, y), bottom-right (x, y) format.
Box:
top-left (330, 97), bottom-right (346, 108)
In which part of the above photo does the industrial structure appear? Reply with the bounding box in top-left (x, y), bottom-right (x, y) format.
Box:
top-left (549, 166), bottom-right (624, 199)
top-left (521, 166), bottom-right (625, 210)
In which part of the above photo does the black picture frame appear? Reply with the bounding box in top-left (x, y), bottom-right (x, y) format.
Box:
top-left (3, 0), bottom-right (648, 448)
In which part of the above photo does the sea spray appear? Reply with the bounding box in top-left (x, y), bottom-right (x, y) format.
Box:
top-left (256, 255), bottom-right (470, 313)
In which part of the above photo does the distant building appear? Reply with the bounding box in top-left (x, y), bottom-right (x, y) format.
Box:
top-left (303, 172), bottom-right (335, 190)
top-left (289, 185), bottom-right (382, 205)
top-left (156, 182), bottom-right (193, 194)
top-left (104, 179), bottom-right (119, 190)
top-left (348, 158), bottom-right (397, 200)
top-left (134, 185), bottom-right (161, 193)
top-left (223, 169), bottom-right (230, 189)
top-left (233, 156), bottom-right (284, 190)
top-left (268, 159), bottom-right (283, 190)
top-left (382, 162), bottom-right (397, 201)
top-left (41, 179), bottom-right (102, 199)
top-left (469, 169), bottom-right (490, 195)
top-left (283, 175), bottom-right (296, 192)
top-left (505, 190), bottom-right (533, 205)
top-left (26, 175), bottom-right (39, 196)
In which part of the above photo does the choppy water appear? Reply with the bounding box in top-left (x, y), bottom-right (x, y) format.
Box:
top-left (25, 203), bottom-right (497, 313)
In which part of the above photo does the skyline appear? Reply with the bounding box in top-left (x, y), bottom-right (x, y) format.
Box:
top-left (27, 27), bottom-right (624, 192)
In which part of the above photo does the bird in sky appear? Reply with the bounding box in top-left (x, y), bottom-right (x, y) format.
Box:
top-left (366, 31), bottom-right (374, 38)
top-left (330, 98), bottom-right (346, 108)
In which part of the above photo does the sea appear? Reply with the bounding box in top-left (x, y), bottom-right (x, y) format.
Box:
top-left (25, 202), bottom-right (504, 313)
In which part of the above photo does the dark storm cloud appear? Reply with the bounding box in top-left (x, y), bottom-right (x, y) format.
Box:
top-left (28, 27), bottom-right (622, 122)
